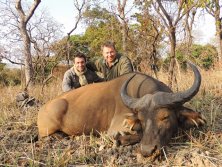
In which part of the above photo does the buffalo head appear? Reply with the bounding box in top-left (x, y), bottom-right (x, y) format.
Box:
top-left (120, 62), bottom-right (205, 157)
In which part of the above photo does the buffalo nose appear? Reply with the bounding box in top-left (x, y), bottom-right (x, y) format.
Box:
top-left (140, 144), bottom-right (157, 157)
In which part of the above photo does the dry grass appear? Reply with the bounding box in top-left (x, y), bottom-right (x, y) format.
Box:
top-left (0, 71), bottom-right (222, 166)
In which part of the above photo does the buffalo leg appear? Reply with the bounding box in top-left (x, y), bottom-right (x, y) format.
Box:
top-left (37, 99), bottom-right (68, 137)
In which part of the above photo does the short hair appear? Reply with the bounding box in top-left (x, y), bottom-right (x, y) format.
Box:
top-left (73, 52), bottom-right (86, 62)
top-left (101, 41), bottom-right (116, 51)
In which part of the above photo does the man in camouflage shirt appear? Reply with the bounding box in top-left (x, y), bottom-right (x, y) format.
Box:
top-left (87, 41), bottom-right (133, 81)
top-left (62, 53), bottom-right (103, 92)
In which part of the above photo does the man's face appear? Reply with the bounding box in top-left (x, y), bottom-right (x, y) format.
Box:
top-left (74, 57), bottom-right (86, 72)
top-left (102, 46), bottom-right (116, 64)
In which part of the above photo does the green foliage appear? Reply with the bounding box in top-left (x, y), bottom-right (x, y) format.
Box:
top-left (175, 43), bottom-right (218, 70)
top-left (51, 5), bottom-right (164, 70)
top-left (192, 44), bottom-right (217, 69)
top-left (82, 7), bottom-right (123, 58)
top-left (69, 35), bottom-right (90, 59)
top-left (83, 25), bottom-right (122, 58)
top-left (51, 6), bottom-right (123, 61)
top-left (0, 68), bottom-right (21, 86)
top-left (83, 7), bottom-right (112, 26)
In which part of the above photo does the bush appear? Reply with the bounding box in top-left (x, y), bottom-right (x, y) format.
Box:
top-left (0, 68), bottom-right (21, 86)
top-left (175, 44), bottom-right (218, 70)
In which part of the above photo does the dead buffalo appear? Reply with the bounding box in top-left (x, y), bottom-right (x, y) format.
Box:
top-left (37, 62), bottom-right (205, 157)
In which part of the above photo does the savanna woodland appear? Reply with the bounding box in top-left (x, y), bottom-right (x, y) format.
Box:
top-left (0, 0), bottom-right (222, 166)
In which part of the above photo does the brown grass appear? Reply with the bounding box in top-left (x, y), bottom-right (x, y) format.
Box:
top-left (0, 71), bottom-right (222, 166)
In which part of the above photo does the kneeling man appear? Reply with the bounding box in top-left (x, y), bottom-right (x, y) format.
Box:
top-left (62, 53), bottom-right (103, 92)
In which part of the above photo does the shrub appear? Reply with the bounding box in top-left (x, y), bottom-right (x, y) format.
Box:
top-left (0, 68), bottom-right (21, 86)
top-left (175, 44), bottom-right (218, 70)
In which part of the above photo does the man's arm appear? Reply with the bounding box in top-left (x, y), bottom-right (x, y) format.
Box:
top-left (86, 61), bottom-right (98, 72)
top-left (62, 71), bottom-right (73, 92)
top-left (119, 56), bottom-right (134, 75)
top-left (93, 72), bottom-right (104, 82)
top-left (86, 57), bottom-right (105, 74)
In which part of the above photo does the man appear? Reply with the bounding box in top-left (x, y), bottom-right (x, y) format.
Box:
top-left (88, 41), bottom-right (133, 81)
top-left (62, 53), bottom-right (103, 92)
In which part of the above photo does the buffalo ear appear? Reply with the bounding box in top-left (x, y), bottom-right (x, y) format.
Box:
top-left (177, 107), bottom-right (206, 129)
top-left (123, 113), bottom-right (143, 132)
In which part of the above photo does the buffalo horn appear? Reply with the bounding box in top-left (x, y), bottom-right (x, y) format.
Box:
top-left (120, 74), bottom-right (153, 110)
top-left (121, 62), bottom-right (201, 109)
top-left (152, 62), bottom-right (201, 107)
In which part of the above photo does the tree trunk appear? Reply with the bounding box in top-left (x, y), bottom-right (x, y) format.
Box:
top-left (20, 23), bottom-right (34, 87)
top-left (210, 0), bottom-right (222, 65)
top-left (15, 0), bottom-right (41, 89)
top-left (215, 15), bottom-right (222, 63)
top-left (168, 27), bottom-right (176, 89)
top-left (122, 20), bottom-right (127, 54)
top-left (154, 0), bottom-right (193, 88)
top-left (117, 0), bottom-right (128, 54)
top-left (185, 9), bottom-right (196, 48)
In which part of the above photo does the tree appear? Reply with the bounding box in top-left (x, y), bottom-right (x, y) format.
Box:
top-left (52, 5), bottom-right (129, 66)
top-left (15, 0), bottom-right (41, 88)
top-left (50, 34), bottom-right (89, 63)
top-left (82, 6), bottom-right (123, 56)
top-left (205, 0), bottom-right (222, 65)
top-left (151, 0), bottom-right (199, 88)
top-left (184, 7), bottom-right (197, 50)
top-left (0, 0), bottom-right (63, 87)
top-left (131, 1), bottom-right (164, 76)
top-left (175, 43), bottom-right (217, 70)
top-left (65, 0), bottom-right (90, 66)
top-left (54, 3), bottom-right (163, 75)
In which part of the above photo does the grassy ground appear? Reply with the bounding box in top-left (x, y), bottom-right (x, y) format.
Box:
top-left (0, 70), bottom-right (222, 166)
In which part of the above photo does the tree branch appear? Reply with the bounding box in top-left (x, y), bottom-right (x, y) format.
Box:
top-left (67, 0), bottom-right (87, 38)
top-left (156, 0), bottom-right (173, 27)
top-left (25, 0), bottom-right (41, 23)
top-left (152, 1), bottom-right (170, 31)
top-left (0, 55), bottom-right (24, 66)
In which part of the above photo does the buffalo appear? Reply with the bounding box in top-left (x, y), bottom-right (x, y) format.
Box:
top-left (37, 62), bottom-right (205, 157)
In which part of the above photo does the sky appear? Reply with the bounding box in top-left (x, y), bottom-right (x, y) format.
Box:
top-left (193, 12), bottom-right (216, 44)
top-left (40, 0), bottom-right (84, 35)
top-left (40, 0), bottom-right (216, 44)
